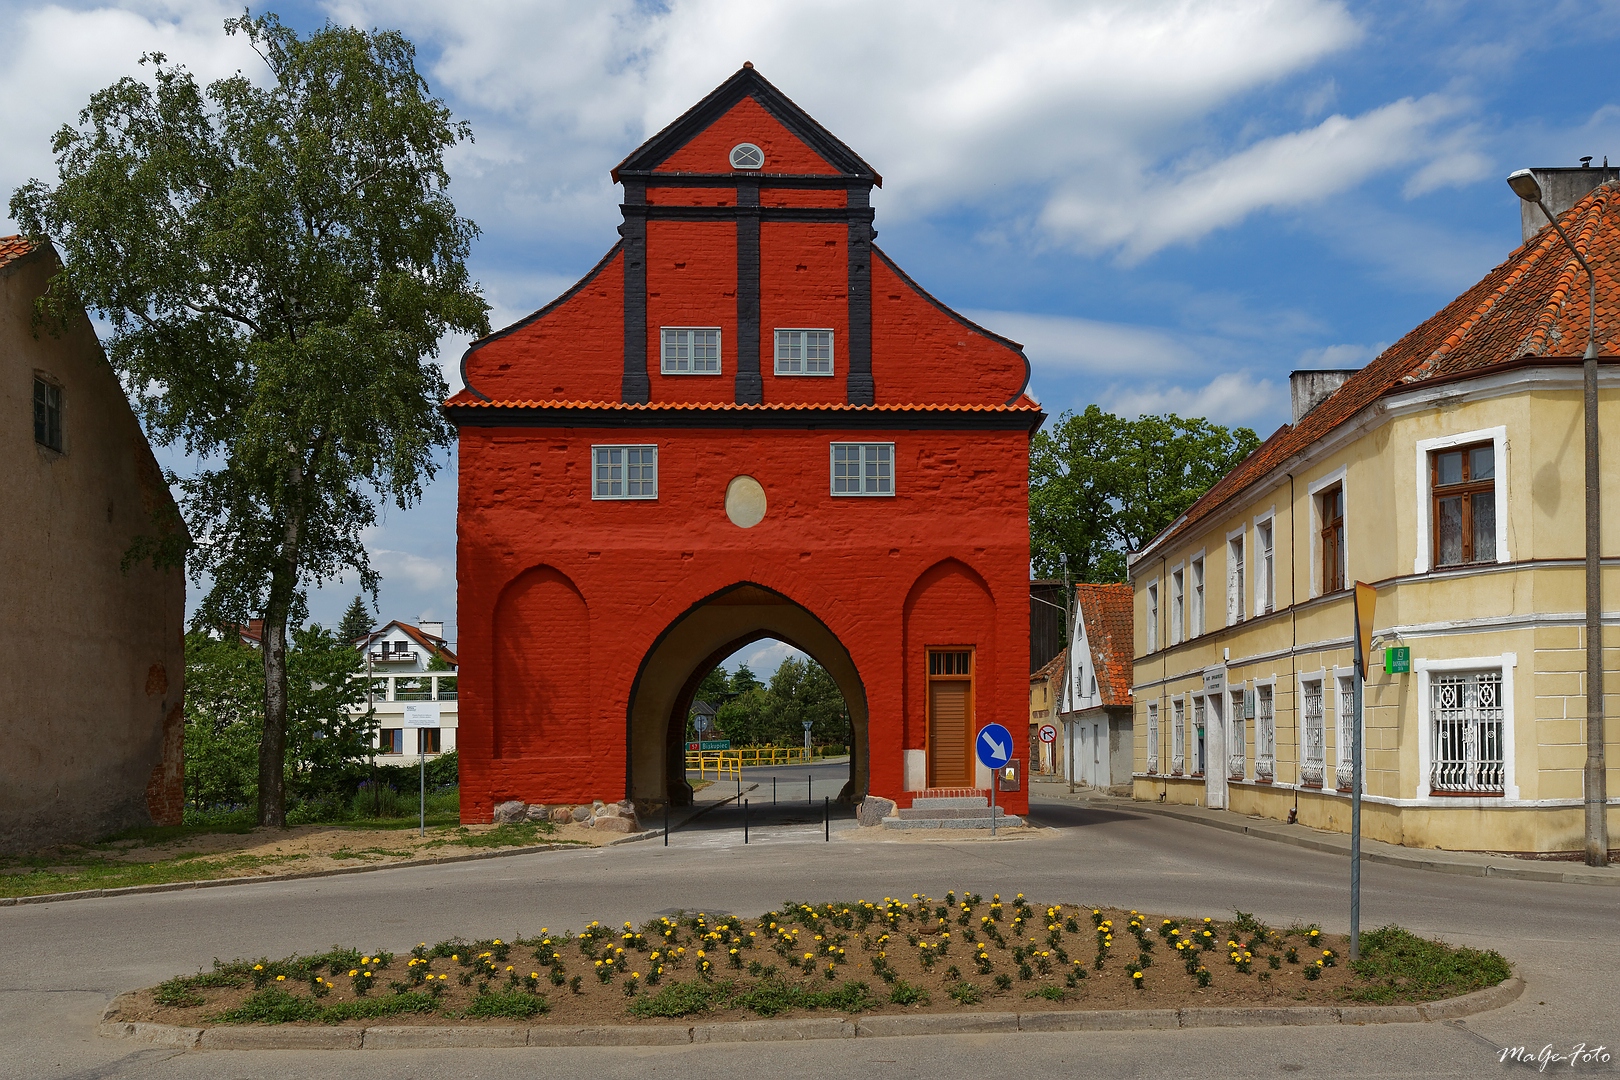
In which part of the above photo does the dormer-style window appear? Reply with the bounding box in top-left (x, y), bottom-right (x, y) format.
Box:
top-left (775, 329), bottom-right (834, 375)
top-left (730, 143), bottom-right (764, 169)
top-left (661, 328), bottom-right (721, 374)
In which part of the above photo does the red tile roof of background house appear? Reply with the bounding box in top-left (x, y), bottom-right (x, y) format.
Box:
top-left (1136, 182), bottom-right (1620, 561)
top-left (1075, 583), bottom-right (1133, 707)
top-left (0, 235), bottom-right (36, 269)
top-left (1031, 646), bottom-right (1066, 690)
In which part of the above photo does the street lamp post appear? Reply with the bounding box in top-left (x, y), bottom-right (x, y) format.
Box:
top-left (1508, 169), bottom-right (1609, 867)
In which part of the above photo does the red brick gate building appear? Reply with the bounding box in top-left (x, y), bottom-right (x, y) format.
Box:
top-left (449, 66), bottom-right (1043, 820)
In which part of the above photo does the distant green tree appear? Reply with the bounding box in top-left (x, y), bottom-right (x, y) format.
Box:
top-left (1030, 406), bottom-right (1261, 582)
top-left (730, 663), bottom-right (761, 695)
top-left (338, 596), bottom-right (375, 645)
top-left (715, 686), bottom-right (772, 746)
top-left (766, 657), bottom-right (848, 746)
top-left (11, 14), bottom-right (489, 826)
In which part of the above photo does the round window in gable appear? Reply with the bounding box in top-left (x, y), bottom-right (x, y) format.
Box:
top-left (730, 143), bottom-right (764, 170)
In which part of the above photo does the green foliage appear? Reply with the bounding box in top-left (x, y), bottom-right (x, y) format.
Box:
top-left (210, 987), bottom-right (436, 1024)
top-left (628, 978), bottom-right (734, 1018)
top-left (460, 990), bottom-right (549, 1019)
top-left (887, 980), bottom-right (929, 1006)
top-left (182, 627), bottom-right (370, 811)
top-left (338, 597), bottom-right (375, 645)
top-left (10, 13), bottom-right (488, 827)
top-left (1029, 406), bottom-right (1261, 581)
top-left (1342, 926), bottom-right (1511, 1004)
top-left (704, 657), bottom-right (849, 747)
top-left (948, 982), bottom-right (983, 1005)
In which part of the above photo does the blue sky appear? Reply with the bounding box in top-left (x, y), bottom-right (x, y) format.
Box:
top-left (6, 1), bottom-right (1620, 674)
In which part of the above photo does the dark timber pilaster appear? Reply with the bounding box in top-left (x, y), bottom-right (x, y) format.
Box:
top-left (735, 179), bottom-right (763, 404)
top-left (846, 185), bottom-right (874, 404)
top-left (620, 180), bottom-right (650, 403)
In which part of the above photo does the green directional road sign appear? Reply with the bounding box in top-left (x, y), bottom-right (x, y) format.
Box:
top-left (1385, 646), bottom-right (1411, 674)
top-left (687, 739), bottom-right (731, 751)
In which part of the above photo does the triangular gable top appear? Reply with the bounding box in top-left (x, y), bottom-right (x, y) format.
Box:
top-left (612, 64), bottom-right (881, 184)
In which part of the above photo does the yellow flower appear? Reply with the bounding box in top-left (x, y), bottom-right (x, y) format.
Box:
top-left (363, 972), bottom-right (372, 979)
top-left (348, 969), bottom-right (358, 977)
top-left (253, 964), bottom-right (263, 971)
top-left (276, 975), bottom-right (285, 982)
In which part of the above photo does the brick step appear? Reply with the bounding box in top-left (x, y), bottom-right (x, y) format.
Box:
top-left (908, 797), bottom-right (989, 811)
top-left (897, 806), bottom-right (1010, 820)
top-left (881, 815), bottom-right (1025, 831)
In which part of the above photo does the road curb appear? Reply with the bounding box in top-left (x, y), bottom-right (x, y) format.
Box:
top-left (1078, 799), bottom-right (1620, 887)
top-left (97, 976), bottom-right (1524, 1048)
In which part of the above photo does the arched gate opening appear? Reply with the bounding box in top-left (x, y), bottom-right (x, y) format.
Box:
top-left (626, 583), bottom-right (868, 808)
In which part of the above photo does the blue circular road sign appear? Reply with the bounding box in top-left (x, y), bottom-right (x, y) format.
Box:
top-left (975, 723), bottom-right (1015, 770)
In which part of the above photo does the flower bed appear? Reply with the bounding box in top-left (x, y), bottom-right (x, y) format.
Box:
top-left (110, 895), bottom-right (1511, 1027)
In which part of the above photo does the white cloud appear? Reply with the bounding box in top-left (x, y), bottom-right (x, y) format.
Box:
top-left (370, 549), bottom-right (452, 591)
top-left (724, 639), bottom-right (805, 679)
top-left (963, 308), bottom-right (1195, 376)
top-left (1103, 371), bottom-right (1288, 429)
top-left (1295, 342), bottom-right (1384, 369)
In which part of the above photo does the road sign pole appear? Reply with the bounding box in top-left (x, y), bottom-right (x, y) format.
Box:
top-left (990, 773), bottom-right (997, 838)
top-left (419, 736), bottom-right (426, 838)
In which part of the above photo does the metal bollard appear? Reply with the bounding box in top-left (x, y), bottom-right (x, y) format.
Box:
top-left (824, 796), bottom-right (829, 841)
top-left (744, 799), bottom-right (749, 844)
top-left (664, 803), bottom-right (669, 847)
top-left (773, 776), bottom-right (777, 805)
top-left (808, 775), bottom-right (812, 805)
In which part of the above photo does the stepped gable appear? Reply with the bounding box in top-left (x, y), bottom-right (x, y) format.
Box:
top-left (1075, 583), bottom-right (1133, 707)
top-left (451, 65), bottom-right (1033, 414)
top-left (1137, 182), bottom-right (1620, 560)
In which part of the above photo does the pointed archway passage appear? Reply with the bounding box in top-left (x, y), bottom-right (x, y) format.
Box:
top-left (449, 64), bottom-right (1042, 824)
top-left (627, 583), bottom-right (867, 807)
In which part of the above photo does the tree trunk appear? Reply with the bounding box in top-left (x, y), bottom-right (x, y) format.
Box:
top-left (257, 471), bottom-right (305, 828)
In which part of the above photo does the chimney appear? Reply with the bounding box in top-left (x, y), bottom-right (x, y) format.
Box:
top-left (1518, 161), bottom-right (1620, 244)
top-left (419, 620), bottom-right (444, 639)
top-left (1290, 370), bottom-right (1355, 425)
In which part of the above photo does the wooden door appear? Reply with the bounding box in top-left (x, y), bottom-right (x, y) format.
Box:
top-left (927, 649), bottom-right (974, 787)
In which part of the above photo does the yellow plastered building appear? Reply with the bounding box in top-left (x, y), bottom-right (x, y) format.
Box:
top-left (1127, 173), bottom-right (1620, 852)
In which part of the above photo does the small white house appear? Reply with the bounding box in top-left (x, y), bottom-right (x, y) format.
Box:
top-left (1059, 583), bottom-right (1134, 793)
top-left (354, 620), bottom-right (458, 760)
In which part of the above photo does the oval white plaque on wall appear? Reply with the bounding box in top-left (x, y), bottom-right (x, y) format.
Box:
top-left (725, 475), bottom-right (767, 528)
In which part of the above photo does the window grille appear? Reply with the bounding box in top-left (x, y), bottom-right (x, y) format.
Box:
top-left (1336, 676), bottom-right (1355, 791)
top-left (1227, 536), bottom-right (1244, 625)
top-left (1430, 670), bottom-right (1504, 794)
top-left (1432, 443), bottom-right (1496, 567)
top-left (928, 651), bottom-right (971, 675)
top-left (593, 445), bottom-right (657, 499)
top-left (1171, 699), bottom-right (1185, 775)
top-left (660, 327), bottom-right (721, 373)
top-left (774, 329), bottom-right (834, 374)
top-left (1255, 685), bottom-right (1275, 781)
top-left (1146, 704), bottom-right (1159, 774)
top-left (33, 377), bottom-right (63, 451)
top-left (1228, 689), bottom-right (1246, 780)
top-left (1192, 697), bottom-right (1206, 775)
top-left (831, 442), bottom-right (893, 496)
top-left (1301, 680), bottom-right (1325, 786)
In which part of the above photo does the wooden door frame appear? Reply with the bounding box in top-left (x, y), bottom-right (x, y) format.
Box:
top-left (924, 646), bottom-right (976, 788)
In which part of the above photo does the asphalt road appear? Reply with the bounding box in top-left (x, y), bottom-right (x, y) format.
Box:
top-left (3, 789), bottom-right (1614, 1079)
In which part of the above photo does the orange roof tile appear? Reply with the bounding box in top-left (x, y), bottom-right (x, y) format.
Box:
top-left (1076, 583), bottom-right (1133, 707)
top-left (0, 235), bottom-right (36, 269)
top-left (445, 394), bottom-right (1040, 414)
top-left (1032, 646), bottom-right (1066, 685)
top-left (1136, 183), bottom-right (1620, 561)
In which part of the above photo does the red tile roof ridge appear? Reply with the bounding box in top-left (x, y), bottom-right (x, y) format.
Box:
top-left (1032, 646), bottom-right (1066, 683)
top-left (1133, 180), bottom-right (1620, 563)
top-left (1074, 582), bottom-right (1133, 707)
top-left (0, 234), bottom-right (37, 269)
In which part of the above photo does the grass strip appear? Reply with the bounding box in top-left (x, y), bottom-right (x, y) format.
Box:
top-left (1341, 926), bottom-right (1511, 1004)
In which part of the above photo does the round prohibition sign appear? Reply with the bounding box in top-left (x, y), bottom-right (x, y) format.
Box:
top-left (1038, 724), bottom-right (1057, 744)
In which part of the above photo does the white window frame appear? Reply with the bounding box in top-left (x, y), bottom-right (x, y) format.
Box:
top-left (1253, 510), bottom-right (1276, 617)
top-left (1189, 552), bottom-right (1206, 639)
top-left (1413, 426), bottom-right (1510, 575)
top-left (1171, 697), bottom-right (1186, 775)
top-left (774, 328), bottom-right (835, 376)
top-left (1254, 677), bottom-right (1276, 782)
top-left (1415, 653), bottom-right (1518, 801)
top-left (1227, 683), bottom-right (1247, 782)
top-left (1225, 526), bottom-right (1246, 627)
top-left (591, 444), bottom-right (658, 500)
top-left (1332, 667), bottom-right (1356, 793)
top-left (1146, 580), bottom-right (1160, 653)
top-left (1307, 465), bottom-right (1348, 598)
top-left (1170, 563), bottom-right (1185, 645)
top-left (730, 142), bottom-right (764, 169)
top-left (1296, 669), bottom-right (1326, 787)
top-left (829, 441), bottom-right (894, 497)
top-left (1146, 703), bottom-right (1159, 775)
top-left (660, 326), bottom-right (722, 375)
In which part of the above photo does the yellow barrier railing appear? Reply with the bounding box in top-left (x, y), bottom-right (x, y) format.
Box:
top-left (685, 745), bottom-right (817, 778)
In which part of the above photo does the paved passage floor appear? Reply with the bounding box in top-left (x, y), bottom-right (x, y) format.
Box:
top-left (3, 791), bottom-right (1614, 1079)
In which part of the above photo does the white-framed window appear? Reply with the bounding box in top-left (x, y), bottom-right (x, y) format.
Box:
top-left (1146, 581), bottom-right (1159, 653)
top-left (1255, 515), bottom-right (1275, 616)
top-left (1414, 427), bottom-right (1509, 575)
top-left (1226, 529), bottom-right (1245, 626)
top-left (1192, 696), bottom-right (1206, 775)
top-left (1429, 669), bottom-right (1505, 794)
top-left (1335, 672), bottom-right (1355, 792)
top-left (1228, 688), bottom-right (1246, 781)
top-left (660, 327), bottom-right (721, 374)
top-left (774, 329), bottom-right (834, 375)
top-left (1146, 703), bottom-right (1159, 775)
top-left (730, 142), bottom-right (764, 169)
top-left (1307, 466), bottom-right (1347, 596)
top-left (1300, 677), bottom-right (1325, 787)
top-left (1190, 554), bottom-right (1205, 638)
top-left (830, 442), bottom-right (893, 496)
top-left (592, 445), bottom-right (657, 499)
top-left (1171, 698), bottom-right (1185, 775)
top-left (1170, 565), bottom-right (1185, 645)
top-left (1255, 682), bottom-right (1275, 782)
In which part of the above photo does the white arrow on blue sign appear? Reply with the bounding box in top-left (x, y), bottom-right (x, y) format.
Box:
top-left (975, 723), bottom-right (1014, 770)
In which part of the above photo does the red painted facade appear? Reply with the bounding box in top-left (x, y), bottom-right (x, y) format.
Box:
top-left (450, 66), bottom-right (1043, 819)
